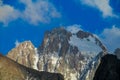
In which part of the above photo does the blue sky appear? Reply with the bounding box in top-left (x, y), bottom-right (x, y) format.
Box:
top-left (0, 0), bottom-right (120, 54)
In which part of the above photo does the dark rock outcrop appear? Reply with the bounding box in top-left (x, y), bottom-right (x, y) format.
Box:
top-left (0, 54), bottom-right (64, 80)
top-left (114, 48), bottom-right (120, 59)
top-left (93, 54), bottom-right (120, 80)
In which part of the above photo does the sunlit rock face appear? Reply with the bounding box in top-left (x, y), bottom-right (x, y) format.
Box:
top-left (7, 27), bottom-right (107, 80)
top-left (7, 41), bottom-right (39, 70)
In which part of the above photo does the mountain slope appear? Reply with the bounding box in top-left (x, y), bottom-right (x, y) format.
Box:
top-left (0, 54), bottom-right (64, 80)
top-left (7, 27), bottom-right (107, 80)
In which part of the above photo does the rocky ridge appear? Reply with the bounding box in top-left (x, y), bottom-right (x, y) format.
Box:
top-left (7, 27), bottom-right (107, 80)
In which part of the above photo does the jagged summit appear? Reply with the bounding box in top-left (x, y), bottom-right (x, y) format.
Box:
top-left (39, 27), bottom-right (106, 56)
top-left (37, 27), bottom-right (107, 80)
top-left (7, 41), bottom-right (39, 70)
top-left (7, 27), bottom-right (107, 80)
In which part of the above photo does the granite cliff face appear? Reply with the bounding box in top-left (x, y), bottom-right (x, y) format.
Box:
top-left (7, 41), bottom-right (38, 70)
top-left (7, 27), bottom-right (107, 80)
top-left (0, 54), bottom-right (64, 80)
top-left (37, 28), bottom-right (107, 80)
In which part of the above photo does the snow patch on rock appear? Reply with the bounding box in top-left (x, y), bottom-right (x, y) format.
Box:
top-left (66, 24), bottom-right (82, 34)
top-left (33, 48), bottom-right (39, 70)
top-left (69, 35), bottom-right (102, 55)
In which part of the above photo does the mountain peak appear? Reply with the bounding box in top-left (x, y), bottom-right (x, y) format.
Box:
top-left (7, 27), bottom-right (107, 80)
top-left (7, 40), bottom-right (39, 69)
top-left (39, 27), bottom-right (106, 56)
top-left (16, 41), bottom-right (34, 49)
top-left (37, 27), bottom-right (107, 80)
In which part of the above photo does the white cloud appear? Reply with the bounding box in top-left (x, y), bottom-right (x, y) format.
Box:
top-left (99, 25), bottom-right (120, 52)
top-left (20, 0), bottom-right (61, 25)
top-left (66, 24), bottom-right (82, 33)
top-left (0, 4), bottom-right (20, 25)
top-left (15, 40), bottom-right (21, 47)
top-left (80, 0), bottom-right (117, 18)
top-left (0, 0), bottom-right (61, 25)
top-left (0, 0), bottom-right (2, 5)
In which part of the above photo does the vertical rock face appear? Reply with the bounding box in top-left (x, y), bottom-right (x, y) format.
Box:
top-left (7, 27), bottom-right (107, 80)
top-left (114, 48), bottom-right (120, 59)
top-left (37, 28), bottom-right (107, 80)
top-left (93, 54), bottom-right (120, 80)
top-left (7, 41), bottom-right (39, 70)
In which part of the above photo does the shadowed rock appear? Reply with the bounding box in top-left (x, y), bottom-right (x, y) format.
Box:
top-left (93, 54), bottom-right (120, 80)
top-left (114, 48), bottom-right (120, 59)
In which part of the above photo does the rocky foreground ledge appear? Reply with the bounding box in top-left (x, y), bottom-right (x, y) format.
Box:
top-left (0, 54), bottom-right (64, 80)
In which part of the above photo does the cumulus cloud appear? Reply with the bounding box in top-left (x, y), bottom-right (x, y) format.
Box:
top-left (80, 0), bottom-right (117, 18)
top-left (0, 0), bottom-right (2, 5)
top-left (0, 2), bottom-right (20, 25)
top-left (0, 0), bottom-right (61, 25)
top-left (15, 40), bottom-right (21, 47)
top-left (100, 25), bottom-right (120, 52)
top-left (66, 24), bottom-right (82, 33)
top-left (20, 0), bottom-right (61, 25)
